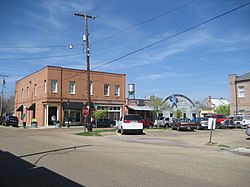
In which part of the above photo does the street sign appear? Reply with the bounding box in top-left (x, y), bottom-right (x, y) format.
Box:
top-left (82, 107), bottom-right (89, 117)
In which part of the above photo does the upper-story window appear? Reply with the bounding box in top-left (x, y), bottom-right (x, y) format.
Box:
top-left (238, 85), bottom-right (245, 97)
top-left (44, 80), bottom-right (47, 93)
top-left (115, 85), bottom-right (120, 96)
top-left (104, 84), bottom-right (109, 96)
top-left (34, 84), bottom-right (37, 96)
top-left (51, 80), bottom-right (58, 93)
top-left (69, 81), bottom-right (75, 94)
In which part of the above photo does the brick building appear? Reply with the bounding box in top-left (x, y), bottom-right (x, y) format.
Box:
top-left (229, 72), bottom-right (250, 116)
top-left (15, 66), bottom-right (126, 127)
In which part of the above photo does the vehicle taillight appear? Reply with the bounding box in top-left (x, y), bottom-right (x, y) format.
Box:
top-left (124, 120), bottom-right (130, 123)
top-left (247, 125), bottom-right (250, 129)
top-left (138, 120), bottom-right (143, 123)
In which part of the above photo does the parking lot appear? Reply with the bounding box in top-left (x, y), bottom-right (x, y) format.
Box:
top-left (1, 126), bottom-right (250, 187)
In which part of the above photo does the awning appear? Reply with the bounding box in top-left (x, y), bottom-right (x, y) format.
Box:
top-left (127, 105), bottom-right (155, 111)
top-left (16, 105), bottom-right (23, 112)
top-left (62, 102), bottom-right (84, 110)
top-left (27, 103), bottom-right (36, 110)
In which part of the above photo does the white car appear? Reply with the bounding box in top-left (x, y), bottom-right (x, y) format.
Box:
top-left (117, 114), bottom-right (143, 134)
top-left (245, 124), bottom-right (250, 136)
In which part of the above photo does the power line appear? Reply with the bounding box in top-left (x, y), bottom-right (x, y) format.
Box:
top-left (92, 0), bottom-right (198, 44)
top-left (0, 43), bottom-right (82, 49)
top-left (92, 1), bottom-right (250, 70)
top-left (0, 52), bottom-right (83, 61)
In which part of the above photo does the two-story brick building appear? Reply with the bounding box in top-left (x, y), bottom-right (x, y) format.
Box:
top-left (229, 72), bottom-right (250, 116)
top-left (14, 66), bottom-right (126, 127)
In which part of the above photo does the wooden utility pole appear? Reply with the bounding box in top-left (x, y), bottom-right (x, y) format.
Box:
top-left (74, 12), bottom-right (95, 132)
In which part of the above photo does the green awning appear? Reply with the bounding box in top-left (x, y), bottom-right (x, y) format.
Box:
top-left (62, 102), bottom-right (84, 110)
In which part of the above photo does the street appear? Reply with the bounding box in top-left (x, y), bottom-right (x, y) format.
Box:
top-left (0, 126), bottom-right (249, 187)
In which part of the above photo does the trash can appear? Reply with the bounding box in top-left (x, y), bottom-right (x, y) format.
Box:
top-left (31, 122), bottom-right (37, 128)
top-left (22, 122), bottom-right (26, 128)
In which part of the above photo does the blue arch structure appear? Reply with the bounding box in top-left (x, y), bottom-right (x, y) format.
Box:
top-left (162, 94), bottom-right (195, 107)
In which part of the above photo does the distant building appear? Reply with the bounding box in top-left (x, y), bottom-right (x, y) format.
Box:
top-left (229, 72), bottom-right (250, 116)
top-left (15, 66), bottom-right (126, 127)
top-left (205, 96), bottom-right (230, 108)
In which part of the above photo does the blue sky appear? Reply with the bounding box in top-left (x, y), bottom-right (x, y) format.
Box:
top-left (0, 0), bottom-right (249, 102)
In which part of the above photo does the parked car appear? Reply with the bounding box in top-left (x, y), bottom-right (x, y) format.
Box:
top-left (228, 116), bottom-right (244, 128)
top-left (245, 124), bottom-right (250, 136)
top-left (171, 118), bottom-right (197, 131)
top-left (192, 117), bottom-right (208, 130)
top-left (242, 116), bottom-right (250, 128)
top-left (117, 114), bottom-right (143, 134)
top-left (218, 119), bottom-right (236, 129)
top-left (209, 114), bottom-right (228, 126)
top-left (3, 116), bottom-right (19, 127)
top-left (143, 119), bottom-right (154, 129)
top-left (92, 118), bottom-right (116, 128)
top-left (154, 117), bottom-right (173, 128)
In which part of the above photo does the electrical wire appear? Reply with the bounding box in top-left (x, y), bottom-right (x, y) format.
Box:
top-left (91, 1), bottom-right (250, 70)
top-left (92, 0), bottom-right (198, 44)
top-left (0, 52), bottom-right (83, 61)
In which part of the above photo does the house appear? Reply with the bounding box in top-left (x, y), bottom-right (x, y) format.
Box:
top-left (14, 66), bottom-right (126, 127)
top-left (229, 72), bottom-right (250, 116)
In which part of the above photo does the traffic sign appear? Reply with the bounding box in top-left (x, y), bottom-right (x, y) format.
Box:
top-left (82, 107), bottom-right (89, 117)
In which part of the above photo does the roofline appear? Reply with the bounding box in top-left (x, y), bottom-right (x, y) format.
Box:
top-left (15, 65), bottom-right (126, 83)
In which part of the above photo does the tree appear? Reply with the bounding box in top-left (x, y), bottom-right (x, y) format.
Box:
top-left (93, 109), bottom-right (108, 119)
top-left (174, 109), bottom-right (183, 118)
top-left (214, 105), bottom-right (230, 116)
top-left (149, 95), bottom-right (170, 118)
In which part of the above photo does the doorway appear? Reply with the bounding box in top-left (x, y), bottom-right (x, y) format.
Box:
top-left (48, 106), bottom-right (57, 125)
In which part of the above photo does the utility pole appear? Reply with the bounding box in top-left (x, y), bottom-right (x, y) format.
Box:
top-left (0, 75), bottom-right (8, 116)
top-left (74, 12), bottom-right (95, 132)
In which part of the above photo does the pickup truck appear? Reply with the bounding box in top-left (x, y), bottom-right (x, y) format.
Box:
top-left (171, 118), bottom-right (197, 131)
top-left (209, 114), bottom-right (228, 128)
top-left (154, 117), bottom-right (173, 128)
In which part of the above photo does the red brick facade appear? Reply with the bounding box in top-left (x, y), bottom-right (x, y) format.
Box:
top-left (229, 73), bottom-right (250, 116)
top-left (15, 66), bottom-right (126, 127)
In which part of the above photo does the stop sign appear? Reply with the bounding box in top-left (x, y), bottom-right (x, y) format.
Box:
top-left (82, 107), bottom-right (89, 117)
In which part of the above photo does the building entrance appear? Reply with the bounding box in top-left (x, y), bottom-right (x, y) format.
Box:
top-left (48, 106), bottom-right (57, 125)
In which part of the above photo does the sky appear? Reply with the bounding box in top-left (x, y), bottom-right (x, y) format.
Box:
top-left (0, 0), bottom-right (249, 102)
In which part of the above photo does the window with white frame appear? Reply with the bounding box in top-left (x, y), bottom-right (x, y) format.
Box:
top-left (104, 84), bottom-right (109, 96)
top-left (115, 85), bottom-right (120, 96)
top-left (44, 80), bottom-right (47, 93)
top-left (69, 81), bottom-right (75, 94)
top-left (238, 85), bottom-right (245, 97)
top-left (34, 84), bottom-right (37, 96)
top-left (90, 81), bottom-right (93, 95)
top-left (51, 80), bottom-right (58, 93)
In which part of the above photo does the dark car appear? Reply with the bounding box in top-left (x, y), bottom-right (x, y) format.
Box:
top-left (171, 118), bottom-right (197, 131)
top-left (143, 119), bottom-right (154, 129)
top-left (3, 116), bottom-right (19, 127)
top-left (219, 119), bottom-right (236, 129)
top-left (92, 118), bottom-right (116, 128)
top-left (192, 117), bottom-right (208, 130)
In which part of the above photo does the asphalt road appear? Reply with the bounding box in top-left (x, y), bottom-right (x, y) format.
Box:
top-left (0, 126), bottom-right (249, 187)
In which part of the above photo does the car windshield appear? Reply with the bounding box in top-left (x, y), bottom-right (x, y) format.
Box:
top-left (124, 115), bottom-right (141, 120)
top-left (216, 115), bottom-right (226, 118)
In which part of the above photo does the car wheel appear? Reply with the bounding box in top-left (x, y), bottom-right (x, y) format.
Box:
top-left (177, 126), bottom-right (180, 131)
top-left (164, 124), bottom-right (169, 128)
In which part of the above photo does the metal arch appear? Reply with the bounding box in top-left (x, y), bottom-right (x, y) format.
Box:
top-left (161, 94), bottom-right (195, 107)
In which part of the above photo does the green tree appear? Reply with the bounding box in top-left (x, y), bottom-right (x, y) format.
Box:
top-left (214, 105), bottom-right (230, 116)
top-left (149, 95), bottom-right (170, 117)
top-left (174, 109), bottom-right (183, 118)
top-left (93, 109), bottom-right (108, 119)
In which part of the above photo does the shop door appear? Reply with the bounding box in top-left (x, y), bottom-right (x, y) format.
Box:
top-left (48, 107), bottom-right (57, 125)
